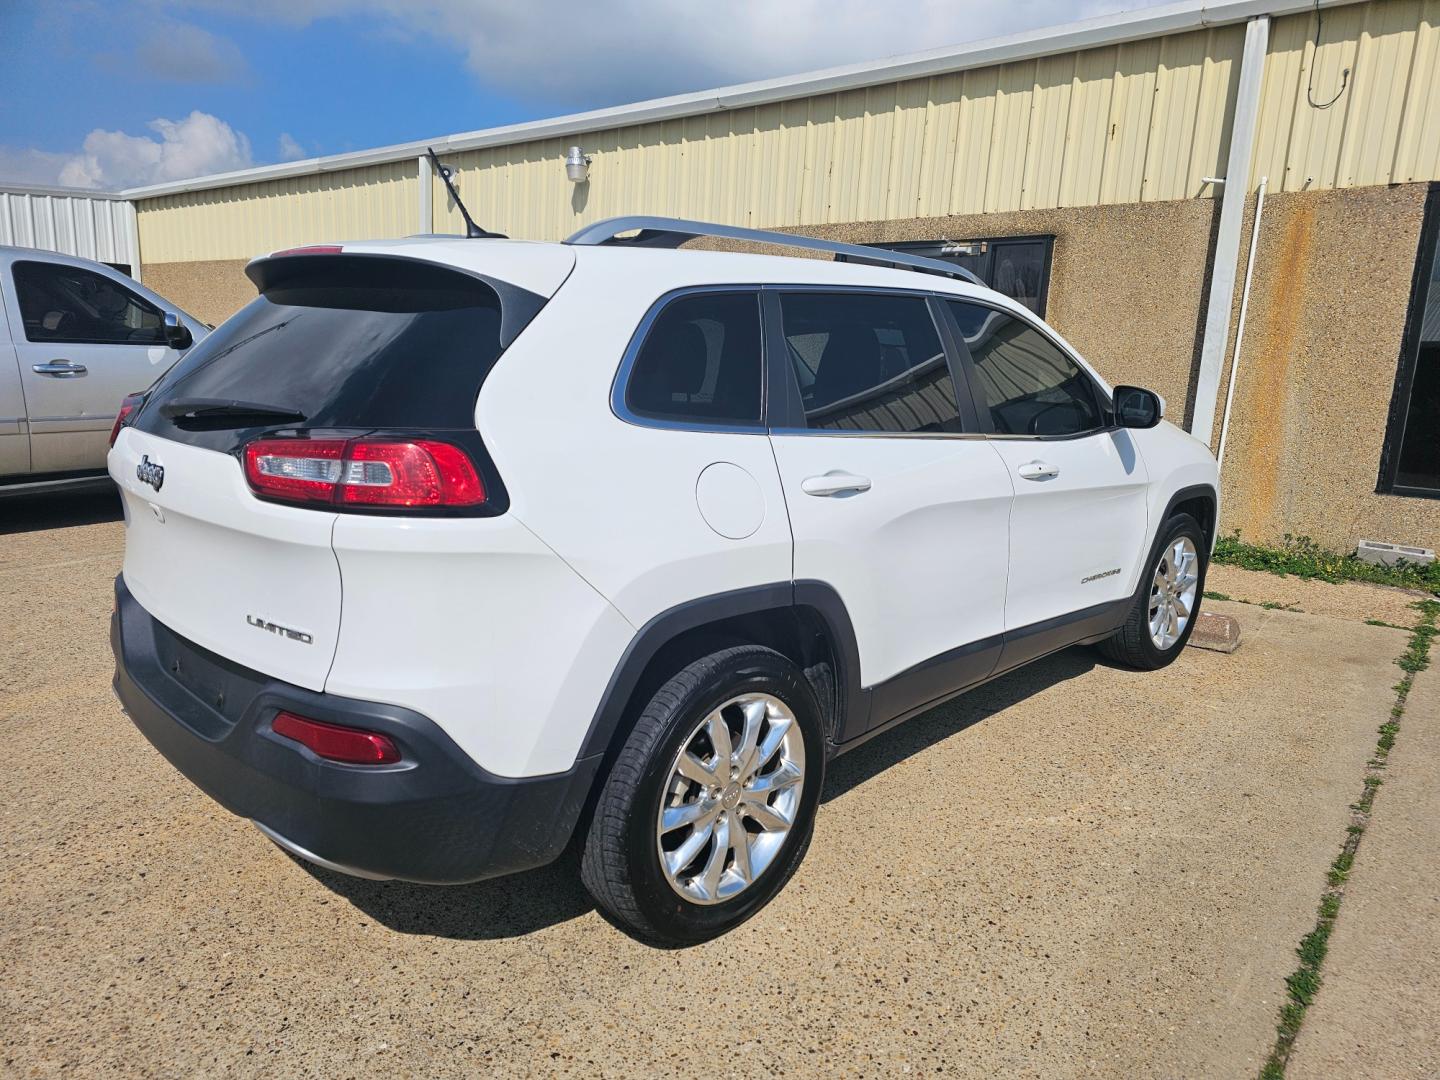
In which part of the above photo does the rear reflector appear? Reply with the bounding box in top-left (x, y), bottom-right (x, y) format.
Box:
top-left (244, 437), bottom-right (485, 509)
top-left (272, 711), bottom-right (400, 765)
top-left (109, 392), bottom-right (145, 447)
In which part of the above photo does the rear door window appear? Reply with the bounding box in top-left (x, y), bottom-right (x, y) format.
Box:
top-left (13, 260), bottom-right (165, 345)
top-left (947, 301), bottom-right (1103, 437)
top-left (624, 291), bottom-right (763, 427)
top-left (777, 292), bottom-right (965, 433)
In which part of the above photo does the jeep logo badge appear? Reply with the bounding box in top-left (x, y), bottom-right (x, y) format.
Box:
top-left (136, 454), bottom-right (165, 492)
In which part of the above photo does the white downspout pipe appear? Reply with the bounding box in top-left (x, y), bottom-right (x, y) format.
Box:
top-left (1190, 14), bottom-right (1270, 447)
top-left (1216, 175), bottom-right (1267, 481)
top-left (417, 154), bottom-right (433, 235)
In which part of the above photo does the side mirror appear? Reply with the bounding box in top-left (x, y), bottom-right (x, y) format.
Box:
top-left (1113, 385), bottom-right (1163, 429)
top-left (163, 311), bottom-right (193, 350)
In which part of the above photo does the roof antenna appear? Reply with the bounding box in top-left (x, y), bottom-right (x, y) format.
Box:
top-left (426, 146), bottom-right (506, 239)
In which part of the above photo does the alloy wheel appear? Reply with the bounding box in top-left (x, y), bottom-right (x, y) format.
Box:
top-left (1149, 535), bottom-right (1199, 649)
top-left (656, 692), bottom-right (806, 905)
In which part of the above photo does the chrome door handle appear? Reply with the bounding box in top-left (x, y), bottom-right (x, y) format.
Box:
top-left (1017, 461), bottom-right (1060, 481)
top-left (801, 472), bottom-right (872, 497)
top-left (32, 361), bottom-right (88, 377)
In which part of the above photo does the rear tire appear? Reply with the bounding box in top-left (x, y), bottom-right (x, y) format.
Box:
top-left (580, 645), bottom-right (825, 946)
top-left (1098, 513), bottom-right (1207, 670)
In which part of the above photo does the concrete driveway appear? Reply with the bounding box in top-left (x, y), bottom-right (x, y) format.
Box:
top-left (0, 492), bottom-right (1420, 1077)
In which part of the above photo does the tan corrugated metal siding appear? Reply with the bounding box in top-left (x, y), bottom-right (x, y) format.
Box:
top-left (135, 0), bottom-right (1440, 260)
top-left (434, 24), bottom-right (1247, 240)
top-left (137, 161), bottom-right (417, 263)
top-left (1253, 0), bottom-right (1440, 190)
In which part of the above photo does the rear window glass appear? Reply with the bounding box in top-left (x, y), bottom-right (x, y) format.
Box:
top-left (137, 256), bottom-right (522, 444)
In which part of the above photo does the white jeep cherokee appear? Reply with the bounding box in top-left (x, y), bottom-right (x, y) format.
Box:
top-left (109, 217), bottom-right (1217, 945)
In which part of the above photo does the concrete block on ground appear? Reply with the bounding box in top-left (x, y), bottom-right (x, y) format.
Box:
top-left (1189, 611), bottom-right (1241, 653)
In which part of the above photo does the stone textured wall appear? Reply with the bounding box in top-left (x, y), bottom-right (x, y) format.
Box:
top-left (142, 259), bottom-right (254, 329)
top-left (141, 184), bottom-right (1440, 551)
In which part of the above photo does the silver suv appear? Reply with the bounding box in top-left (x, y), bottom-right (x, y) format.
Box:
top-left (0, 246), bottom-right (207, 496)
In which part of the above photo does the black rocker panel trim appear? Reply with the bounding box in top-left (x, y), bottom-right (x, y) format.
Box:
top-left (582, 576), bottom-right (1151, 762)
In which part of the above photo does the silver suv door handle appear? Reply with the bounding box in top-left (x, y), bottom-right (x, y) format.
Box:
top-left (32, 361), bottom-right (88, 378)
top-left (801, 472), bottom-right (872, 497)
top-left (1017, 461), bottom-right (1060, 481)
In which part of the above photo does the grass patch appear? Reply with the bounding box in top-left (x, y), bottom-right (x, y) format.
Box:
top-left (1257, 598), bottom-right (1439, 1077)
top-left (1216, 533), bottom-right (1440, 592)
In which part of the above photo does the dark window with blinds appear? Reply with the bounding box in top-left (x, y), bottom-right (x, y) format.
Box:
top-left (1380, 183), bottom-right (1440, 498)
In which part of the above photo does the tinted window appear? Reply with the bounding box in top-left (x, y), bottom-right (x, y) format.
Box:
top-left (779, 292), bottom-right (963, 433)
top-left (948, 301), bottom-right (1102, 437)
top-left (1384, 186), bottom-right (1440, 495)
top-left (13, 260), bottom-right (164, 345)
top-left (136, 256), bottom-right (514, 452)
top-left (626, 292), bottom-right (763, 426)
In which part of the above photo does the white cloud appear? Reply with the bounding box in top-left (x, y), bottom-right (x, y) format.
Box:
top-left (277, 132), bottom-right (307, 161)
top-left (2, 111), bottom-right (255, 190)
top-left (178, 0), bottom-right (1157, 103)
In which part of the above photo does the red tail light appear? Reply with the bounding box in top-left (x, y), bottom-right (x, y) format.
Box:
top-left (272, 711), bottom-right (400, 765)
top-left (244, 436), bottom-right (485, 509)
top-left (109, 392), bottom-right (145, 447)
top-left (270, 245), bottom-right (344, 257)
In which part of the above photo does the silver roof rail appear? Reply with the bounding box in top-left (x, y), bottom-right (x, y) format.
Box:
top-left (564, 216), bottom-right (984, 287)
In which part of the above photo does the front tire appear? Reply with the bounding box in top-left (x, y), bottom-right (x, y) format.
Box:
top-left (1098, 513), bottom-right (1206, 670)
top-left (580, 645), bottom-right (825, 946)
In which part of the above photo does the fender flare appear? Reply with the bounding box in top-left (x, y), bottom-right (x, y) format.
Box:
top-left (1158, 483), bottom-right (1219, 550)
top-left (576, 580), bottom-right (867, 762)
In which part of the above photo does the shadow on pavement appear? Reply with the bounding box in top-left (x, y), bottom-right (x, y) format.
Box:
top-left (297, 850), bottom-right (594, 941)
top-left (307, 647), bottom-right (1097, 941)
top-left (822, 646), bottom-right (1098, 802)
top-left (0, 487), bottom-right (122, 535)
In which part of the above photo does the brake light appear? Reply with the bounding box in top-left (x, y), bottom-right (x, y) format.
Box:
top-left (109, 392), bottom-right (145, 447)
top-left (272, 711), bottom-right (400, 765)
top-left (270, 245), bottom-right (343, 257)
top-left (243, 436), bottom-right (485, 509)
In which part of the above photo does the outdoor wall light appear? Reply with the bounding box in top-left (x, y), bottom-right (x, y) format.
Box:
top-left (565, 145), bottom-right (591, 183)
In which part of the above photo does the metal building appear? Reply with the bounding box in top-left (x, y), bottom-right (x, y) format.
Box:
top-left (0, 185), bottom-right (142, 278)
top-left (64, 0), bottom-right (1440, 549)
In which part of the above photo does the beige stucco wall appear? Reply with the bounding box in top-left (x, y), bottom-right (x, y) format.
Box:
top-left (1215, 183), bottom-right (1437, 551)
top-left (142, 258), bottom-right (254, 329)
top-left (141, 184), bottom-right (1439, 553)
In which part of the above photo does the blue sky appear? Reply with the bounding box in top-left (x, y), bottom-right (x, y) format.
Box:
top-left (0, 0), bottom-right (1164, 190)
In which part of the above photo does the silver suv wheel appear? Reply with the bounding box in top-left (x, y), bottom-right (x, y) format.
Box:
top-left (656, 692), bottom-right (806, 905)
top-left (1149, 535), bottom-right (1199, 649)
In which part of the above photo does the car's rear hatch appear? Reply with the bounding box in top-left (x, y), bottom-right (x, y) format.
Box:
top-left (110, 242), bottom-right (573, 690)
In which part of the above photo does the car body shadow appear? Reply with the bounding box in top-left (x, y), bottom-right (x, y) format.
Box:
top-left (305, 647), bottom-right (1099, 941)
top-left (823, 646), bottom-right (1098, 802)
top-left (293, 848), bottom-right (595, 941)
top-left (0, 487), bottom-right (122, 534)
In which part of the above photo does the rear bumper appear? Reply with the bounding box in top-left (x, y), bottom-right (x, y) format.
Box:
top-left (110, 576), bottom-right (601, 884)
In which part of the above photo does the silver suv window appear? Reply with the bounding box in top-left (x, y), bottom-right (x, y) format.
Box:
top-left (13, 260), bottom-right (165, 346)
